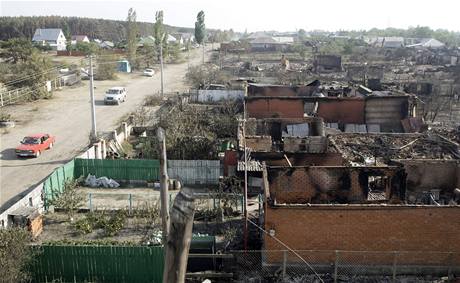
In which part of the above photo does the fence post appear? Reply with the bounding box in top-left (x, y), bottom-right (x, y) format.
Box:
top-left (334, 250), bottom-right (339, 283)
top-left (258, 194), bottom-right (262, 215)
top-left (448, 252), bottom-right (454, 280)
top-left (129, 193), bottom-right (132, 214)
top-left (89, 193), bottom-right (92, 211)
top-left (392, 251), bottom-right (398, 282)
top-left (0, 91), bottom-right (4, 107)
top-left (282, 250), bottom-right (287, 280)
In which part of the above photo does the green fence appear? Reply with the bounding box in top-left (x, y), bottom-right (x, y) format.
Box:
top-left (43, 159), bottom-right (75, 208)
top-left (31, 245), bottom-right (164, 283)
top-left (43, 159), bottom-right (161, 208)
top-left (74, 158), bottom-right (160, 181)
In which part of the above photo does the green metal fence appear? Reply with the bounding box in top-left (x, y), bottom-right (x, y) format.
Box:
top-left (43, 159), bottom-right (75, 208)
top-left (31, 245), bottom-right (164, 283)
top-left (74, 158), bottom-right (160, 181)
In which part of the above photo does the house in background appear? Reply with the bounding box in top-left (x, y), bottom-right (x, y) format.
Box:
top-left (71, 35), bottom-right (90, 45)
top-left (406, 38), bottom-right (445, 49)
top-left (32, 28), bottom-right (67, 51)
top-left (170, 33), bottom-right (184, 45)
top-left (166, 34), bottom-right (179, 45)
top-left (99, 41), bottom-right (114, 49)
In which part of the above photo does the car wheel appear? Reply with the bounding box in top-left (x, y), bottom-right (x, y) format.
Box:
top-left (48, 143), bottom-right (53, 149)
top-left (35, 151), bottom-right (40, 158)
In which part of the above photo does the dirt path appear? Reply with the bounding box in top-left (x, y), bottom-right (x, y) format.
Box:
top-left (0, 47), bottom-right (211, 207)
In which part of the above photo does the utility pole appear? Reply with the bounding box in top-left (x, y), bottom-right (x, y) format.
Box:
top-left (243, 84), bottom-right (248, 251)
top-left (157, 127), bottom-right (170, 244)
top-left (160, 40), bottom-right (164, 98)
top-left (202, 42), bottom-right (205, 64)
top-left (89, 55), bottom-right (97, 141)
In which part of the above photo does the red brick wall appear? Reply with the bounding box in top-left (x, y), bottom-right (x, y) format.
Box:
top-left (264, 205), bottom-right (460, 265)
top-left (246, 99), bottom-right (304, 119)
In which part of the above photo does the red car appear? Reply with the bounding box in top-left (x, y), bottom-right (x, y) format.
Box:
top-left (15, 133), bottom-right (55, 158)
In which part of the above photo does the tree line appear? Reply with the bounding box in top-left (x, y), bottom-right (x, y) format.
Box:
top-left (333, 26), bottom-right (460, 47)
top-left (0, 16), bottom-right (194, 42)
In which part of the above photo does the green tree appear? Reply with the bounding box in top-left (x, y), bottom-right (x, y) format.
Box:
top-left (194, 10), bottom-right (206, 44)
top-left (195, 10), bottom-right (206, 63)
top-left (153, 11), bottom-right (167, 61)
top-left (0, 228), bottom-right (36, 282)
top-left (95, 53), bottom-right (118, 80)
top-left (68, 41), bottom-right (99, 55)
top-left (126, 8), bottom-right (139, 69)
top-left (298, 29), bottom-right (307, 42)
top-left (0, 38), bottom-right (34, 63)
top-left (49, 179), bottom-right (85, 221)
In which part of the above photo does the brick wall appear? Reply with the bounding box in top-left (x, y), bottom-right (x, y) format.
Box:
top-left (246, 98), bottom-right (304, 119)
top-left (264, 205), bottom-right (460, 265)
top-left (267, 167), bottom-right (398, 204)
top-left (317, 99), bottom-right (365, 124)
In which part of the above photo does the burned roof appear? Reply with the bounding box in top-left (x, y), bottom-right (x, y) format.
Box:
top-left (329, 133), bottom-right (460, 165)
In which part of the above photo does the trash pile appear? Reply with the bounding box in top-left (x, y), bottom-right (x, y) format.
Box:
top-left (85, 174), bottom-right (120, 188)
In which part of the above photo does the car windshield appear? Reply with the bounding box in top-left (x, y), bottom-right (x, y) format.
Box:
top-left (107, 89), bottom-right (120, 94)
top-left (145, 69), bottom-right (153, 72)
top-left (22, 137), bottom-right (40, 144)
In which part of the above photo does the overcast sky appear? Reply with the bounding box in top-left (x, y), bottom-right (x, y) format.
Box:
top-left (1, 0), bottom-right (459, 32)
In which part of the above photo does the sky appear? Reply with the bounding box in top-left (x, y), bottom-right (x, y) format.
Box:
top-left (0, 0), bottom-right (459, 33)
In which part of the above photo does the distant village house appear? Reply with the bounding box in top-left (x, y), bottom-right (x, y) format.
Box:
top-left (71, 35), bottom-right (90, 45)
top-left (32, 28), bottom-right (67, 51)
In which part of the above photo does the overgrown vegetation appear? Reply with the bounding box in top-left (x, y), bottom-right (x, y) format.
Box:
top-left (95, 52), bottom-right (118, 80)
top-left (74, 209), bottom-right (127, 236)
top-left (0, 228), bottom-right (36, 283)
top-left (49, 179), bottom-right (85, 221)
top-left (0, 38), bottom-right (54, 100)
top-left (185, 64), bottom-right (231, 88)
top-left (66, 41), bottom-right (99, 55)
top-left (138, 101), bottom-right (240, 159)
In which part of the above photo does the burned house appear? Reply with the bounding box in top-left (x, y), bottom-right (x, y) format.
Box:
top-left (246, 83), bottom-right (420, 133)
top-left (259, 133), bottom-right (460, 268)
top-left (313, 54), bottom-right (342, 73)
top-left (237, 83), bottom-right (460, 270)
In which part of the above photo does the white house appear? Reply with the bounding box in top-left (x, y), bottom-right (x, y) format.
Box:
top-left (166, 34), bottom-right (178, 44)
top-left (32, 28), bottom-right (67, 51)
top-left (70, 35), bottom-right (90, 45)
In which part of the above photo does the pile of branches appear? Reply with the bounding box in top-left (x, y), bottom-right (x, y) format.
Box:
top-left (140, 101), bottom-right (241, 159)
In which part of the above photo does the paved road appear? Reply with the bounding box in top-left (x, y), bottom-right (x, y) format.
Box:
top-left (0, 47), bottom-right (208, 207)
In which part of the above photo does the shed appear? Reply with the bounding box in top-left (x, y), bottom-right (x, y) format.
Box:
top-left (8, 206), bottom-right (43, 238)
top-left (117, 60), bottom-right (132, 73)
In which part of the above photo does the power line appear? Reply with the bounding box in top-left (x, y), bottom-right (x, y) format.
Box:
top-left (1, 65), bottom-right (66, 87)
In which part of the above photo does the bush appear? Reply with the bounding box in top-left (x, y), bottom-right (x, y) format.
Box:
top-left (95, 53), bottom-right (118, 80)
top-left (0, 228), bottom-right (36, 282)
top-left (185, 64), bottom-right (230, 89)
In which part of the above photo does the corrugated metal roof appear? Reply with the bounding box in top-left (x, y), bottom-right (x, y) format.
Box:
top-left (32, 28), bottom-right (64, 41)
top-left (237, 160), bottom-right (263, 172)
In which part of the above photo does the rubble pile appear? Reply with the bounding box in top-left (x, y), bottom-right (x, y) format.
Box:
top-left (329, 134), bottom-right (460, 165)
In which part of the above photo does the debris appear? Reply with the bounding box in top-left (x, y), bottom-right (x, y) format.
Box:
top-left (84, 174), bottom-right (120, 188)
